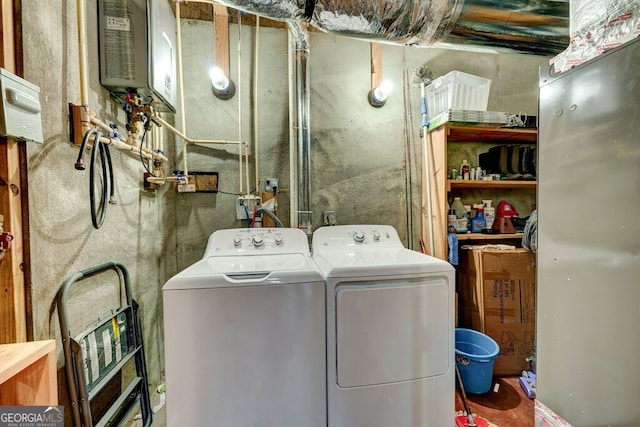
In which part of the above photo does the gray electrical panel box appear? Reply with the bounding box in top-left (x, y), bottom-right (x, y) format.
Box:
top-left (98, 0), bottom-right (177, 112)
top-left (0, 68), bottom-right (43, 143)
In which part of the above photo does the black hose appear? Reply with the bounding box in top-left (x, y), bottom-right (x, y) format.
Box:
top-left (103, 141), bottom-right (116, 205)
top-left (75, 128), bottom-right (96, 170)
top-left (89, 130), bottom-right (114, 229)
top-left (76, 128), bottom-right (116, 229)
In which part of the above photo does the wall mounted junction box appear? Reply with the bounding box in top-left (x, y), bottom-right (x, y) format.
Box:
top-left (236, 195), bottom-right (262, 220)
top-left (0, 68), bottom-right (43, 143)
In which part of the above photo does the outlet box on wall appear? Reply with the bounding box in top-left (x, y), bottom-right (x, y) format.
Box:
top-left (236, 195), bottom-right (262, 220)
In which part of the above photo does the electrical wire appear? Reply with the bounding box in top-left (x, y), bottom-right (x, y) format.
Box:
top-left (243, 203), bottom-right (251, 228)
top-left (138, 124), bottom-right (154, 177)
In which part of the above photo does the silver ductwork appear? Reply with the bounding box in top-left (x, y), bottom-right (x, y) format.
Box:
top-left (214, 0), bottom-right (569, 56)
top-left (287, 22), bottom-right (312, 230)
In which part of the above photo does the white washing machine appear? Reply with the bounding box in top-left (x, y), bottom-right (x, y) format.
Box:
top-left (163, 228), bottom-right (326, 427)
top-left (312, 225), bottom-right (455, 427)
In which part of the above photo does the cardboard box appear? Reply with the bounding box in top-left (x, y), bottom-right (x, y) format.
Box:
top-left (457, 248), bottom-right (536, 376)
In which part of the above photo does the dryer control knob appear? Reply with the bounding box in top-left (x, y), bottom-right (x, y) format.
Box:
top-left (353, 231), bottom-right (365, 243)
top-left (252, 235), bottom-right (264, 247)
top-left (274, 234), bottom-right (283, 245)
top-left (373, 231), bottom-right (381, 241)
top-left (233, 236), bottom-right (242, 247)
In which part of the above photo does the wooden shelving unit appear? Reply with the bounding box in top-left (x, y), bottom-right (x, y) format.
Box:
top-left (457, 233), bottom-right (524, 241)
top-left (444, 124), bottom-right (537, 143)
top-left (0, 340), bottom-right (57, 405)
top-left (448, 180), bottom-right (536, 191)
top-left (421, 123), bottom-right (537, 260)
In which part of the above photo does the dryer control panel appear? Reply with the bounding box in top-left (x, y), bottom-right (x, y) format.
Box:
top-left (314, 225), bottom-right (402, 249)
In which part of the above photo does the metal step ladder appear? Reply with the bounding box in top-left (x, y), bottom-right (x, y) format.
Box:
top-left (57, 262), bottom-right (152, 427)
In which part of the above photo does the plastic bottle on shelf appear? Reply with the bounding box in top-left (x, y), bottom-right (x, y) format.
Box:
top-left (482, 199), bottom-right (495, 229)
top-left (451, 197), bottom-right (467, 234)
top-left (460, 160), bottom-right (470, 180)
top-left (447, 209), bottom-right (457, 230)
top-left (471, 206), bottom-right (487, 233)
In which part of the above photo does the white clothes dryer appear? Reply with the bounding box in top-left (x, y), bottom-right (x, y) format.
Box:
top-left (312, 225), bottom-right (455, 427)
top-left (163, 228), bottom-right (326, 427)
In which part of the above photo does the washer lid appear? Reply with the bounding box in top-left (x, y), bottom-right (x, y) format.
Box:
top-left (163, 253), bottom-right (324, 290)
top-left (312, 225), bottom-right (453, 277)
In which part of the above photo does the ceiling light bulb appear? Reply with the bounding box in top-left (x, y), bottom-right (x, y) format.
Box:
top-left (209, 67), bottom-right (229, 91)
top-left (373, 81), bottom-right (392, 103)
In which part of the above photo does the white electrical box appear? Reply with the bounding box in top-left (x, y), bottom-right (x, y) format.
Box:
top-left (98, 0), bottom-right (177, 112)
top-left (0, 68), bottom-right (43, 143)
top-left (236, 195), bottom-right (262, 220)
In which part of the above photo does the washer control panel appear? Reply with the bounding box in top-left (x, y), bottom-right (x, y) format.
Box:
top-left (204, 228), bottom-right (310, 256)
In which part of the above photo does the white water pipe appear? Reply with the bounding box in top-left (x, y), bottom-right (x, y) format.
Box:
top-left (151, 114), bottom-right (243, 147)
top-left (237, 10), bottom-right (247, 195)
top-left (175, 1), bottom-right (189, 177)
top-left (254, 16), bottom-right (260, 194)
top-left (170, 0), bottom-right (254, 195)
top-left (76, 0), bottom-right (89, 106)
top-left (90, 116), bottom-right (168, 162)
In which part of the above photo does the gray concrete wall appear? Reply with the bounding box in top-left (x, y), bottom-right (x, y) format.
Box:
top-left (179, 20), bottom-right (547, 253)
top-left (19, 1), bottom-right (547, 411)
top-left (22, 1), bottom-right (175, 408)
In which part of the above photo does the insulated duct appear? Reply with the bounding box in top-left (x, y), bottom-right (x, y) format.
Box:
top-left (213, 0), bottom-right (569, 56)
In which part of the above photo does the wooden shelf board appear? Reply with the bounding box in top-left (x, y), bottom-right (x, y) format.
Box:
top-left (448, 180), bottom-right (537, 190)
top-left (456, 233), bottom-right (524, 240)
top-left (443, 124), bottom-right (537, 143)
top-left (0, 340), bottom-right (55, 384)
top-left (0, 340), bottom-right (57, 406)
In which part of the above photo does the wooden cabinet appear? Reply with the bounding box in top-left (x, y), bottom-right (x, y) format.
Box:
top-left (0, 340), bottom-right (58, 405)
top-left (421, 124), bottom-right (537, 260)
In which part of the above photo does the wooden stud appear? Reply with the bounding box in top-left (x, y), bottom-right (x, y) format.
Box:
top-left (370, 42), bottom-right (382, 92)
top-left (0, 0), bottom-right (27, 344)
top-left (213, 4), bottom-right (230, 78)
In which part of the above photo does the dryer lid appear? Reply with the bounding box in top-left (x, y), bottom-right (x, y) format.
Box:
top-left (312, 225), bottom-right (452, 278)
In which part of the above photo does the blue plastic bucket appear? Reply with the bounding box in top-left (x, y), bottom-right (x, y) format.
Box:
top-left (455, 328), bottom-right (500, 394)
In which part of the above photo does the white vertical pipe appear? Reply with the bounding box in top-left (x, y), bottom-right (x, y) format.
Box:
top-left (253, 16), bottom-right (260, 194)
top-left (76, 0), bottom-right (89, 105)
top-left (237, 10), bottom-right (244, 194)
top-left (175, 1), bottom-right (189, 176)
top-left (245, 143), bottom-right (250, 195)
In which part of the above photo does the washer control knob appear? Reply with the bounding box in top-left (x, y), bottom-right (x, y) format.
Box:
top-left (233, 236), bottom-right (242, 247)
top-left (373, 231), bottom-right (381, 241)
top-left (354, 231), bottom-right (365, 243)
top-left (252, 234), bottom-right (264, 247)
top-left (274, 234), bottom-right (284, 245)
